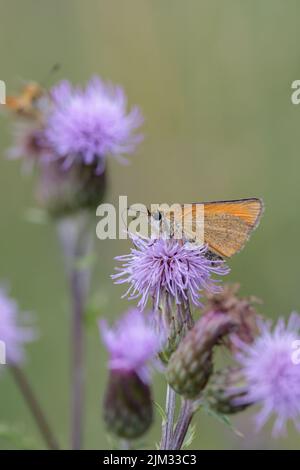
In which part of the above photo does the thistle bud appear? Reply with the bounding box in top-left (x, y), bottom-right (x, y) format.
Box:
top-left (36, 161), bottom-right (106, 218)
top-left (100, 309), bottom-right (162, 440)
top-left (166, 312), bottom-right (237, 399)
top-left (204, 367), bottom-right (252, 414)
top-left (103, 370), bottom-right (152, 439)
top-left (158, 298), bottom-right (192, 364)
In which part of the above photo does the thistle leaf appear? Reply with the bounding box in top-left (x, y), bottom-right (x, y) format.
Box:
top-left (182, 423), bottom-right (196, 449)
top-left (202, 402), bottom-right (244, 438)
top-left (153, 400), bottom-right (167, 424)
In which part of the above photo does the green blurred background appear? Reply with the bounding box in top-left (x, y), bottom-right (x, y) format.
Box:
top-left (0, 0), bottom-right (300, 449)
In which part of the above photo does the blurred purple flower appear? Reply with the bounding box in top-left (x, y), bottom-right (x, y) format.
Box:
top-left (100, 308), bottom-right (162, 383)
top-left (112, 235), bottom-right (229, 310)
top-left (45, 77), bottom-right (144, 173)
top-left (0, 287), bottom-right (35, 365)
top-left (235, 313), bottom-right (300, 436)
top-left (6, 121), bottom-right (52, 167)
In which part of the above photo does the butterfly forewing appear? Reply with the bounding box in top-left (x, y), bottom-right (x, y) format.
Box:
top-left (203, 198), bottom-right (264, 258)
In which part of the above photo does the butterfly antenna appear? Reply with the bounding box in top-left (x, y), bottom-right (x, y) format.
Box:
top-left (40, 63), bottom-right (61, 88)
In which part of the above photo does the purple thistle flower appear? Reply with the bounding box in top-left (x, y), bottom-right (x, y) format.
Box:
top-left (0, 287), bottom-right (35, 365)
top-left (235, 313), bottom-right (300, 436)
top-left (100, 308), bottom-right (162, 383)
top-left (6, 121), bottom-right (52, 166)
top-left (45, 77), bottom-right (144, 173)
top-left (112, 235), bottom-right (230, 310)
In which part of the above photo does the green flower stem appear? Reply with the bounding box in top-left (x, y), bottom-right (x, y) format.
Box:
top-left (171, 399), bottom-right (194, 450)
top-left (160, 384), bottom-right (177, 450)
top-left (57, 212), bottom-right (93, 450)
top-left (10, 365), bottom-right (59, 450)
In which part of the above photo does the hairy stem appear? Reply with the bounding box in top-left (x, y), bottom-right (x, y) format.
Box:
top-left (10, 365), bottom-right (59, 450)
top-left (160, 298), bottom-right (195, 450)
top-left (57, 213), bottom-right (93, 450)
top-left (171, 399), bottom-right (194, 450)
top-left (160, 384), bottom-right (177, 450)
top-left (69, 266), bottom-right (85, 450)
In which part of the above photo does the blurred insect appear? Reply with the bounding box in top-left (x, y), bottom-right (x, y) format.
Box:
top-left (6, 82), bottom-right (44, 118)
top-left (148, 198), bottom-right (264, 259)
top-left (5, 63), bottom-right (60, 119)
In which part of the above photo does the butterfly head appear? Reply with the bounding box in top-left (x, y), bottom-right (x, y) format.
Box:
top-left (151, 210), bottom-right (162, 222)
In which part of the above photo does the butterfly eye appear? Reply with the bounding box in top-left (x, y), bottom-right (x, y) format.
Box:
top-left (153, 211), bottom-right (162, 221)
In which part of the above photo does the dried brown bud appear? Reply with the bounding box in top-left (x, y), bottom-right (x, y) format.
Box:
top-left (204, 284), bottom-right (261, 349)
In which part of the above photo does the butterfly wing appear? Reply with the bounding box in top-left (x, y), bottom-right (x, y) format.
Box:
top-left (203, 198), bottom-right (264, 258)
top-left (156, 198), bottom-right (263, 258)
top-left (5, 96), bottom-right (20, 111)
top-left (6, 83), bottom-right (43, 116)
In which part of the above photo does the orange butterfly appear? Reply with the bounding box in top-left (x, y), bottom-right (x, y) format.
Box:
top-left (5, 64), bottom-right (60, 118)
top-left (6, 82), bottom-right (44, 119)
top-left (150, 198), bottom-right (264, 258)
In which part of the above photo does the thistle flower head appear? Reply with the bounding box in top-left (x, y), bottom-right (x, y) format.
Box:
top-left (0, 287), bottom-right (35, 365)
top-left (112, 235), bottom-right (230, 310)
top-left (45, 77), bottom-right (143, 173)
top-left (235, 313), bottom-right (300, 436)
top-left (6, 121), bottom-right (52, 165)
top-left (100, 308), bottom-right (162, 383)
